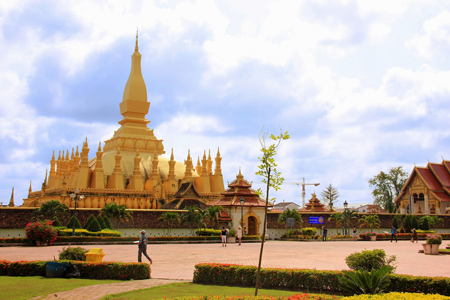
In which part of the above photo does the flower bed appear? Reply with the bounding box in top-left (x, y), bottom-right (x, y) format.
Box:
top-left (359, 233), bottom-right (450, 240)
top-left (193, 263), bottom-right (450, 296)
top-left (0, 260), bottom-right (150, 280)
top-left (0, 235), bottom-right (261, 244)
top-left (280, 235), bottom-right (321, 240)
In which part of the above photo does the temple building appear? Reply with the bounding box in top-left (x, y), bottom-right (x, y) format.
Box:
top-left (299, 193), bottom-right (329, 212)
top-left (22, 33), bottom-right (225, 209)
top-left (209, 169), bottom-right (270, 235)
top-left (394, 159), bottom-right (450, 214)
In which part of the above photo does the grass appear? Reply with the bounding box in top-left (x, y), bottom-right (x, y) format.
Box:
top-left (102, 282), bottom-right (340, 300)
top-left (0, 276), bottom-right (121, 300)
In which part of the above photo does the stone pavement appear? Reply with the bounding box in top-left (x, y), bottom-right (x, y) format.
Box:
top-left (1, 240), bottom-right (449, 279)
top-left (30, 278), bottom-right (183, 300)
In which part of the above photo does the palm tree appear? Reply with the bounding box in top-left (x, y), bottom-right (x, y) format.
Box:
top-left (100, 203), bottom-right (133, 230)
top-left (359, 214), bottom-right (381, 233)
top-left (328, 212), bottom-right (343, 234)
top-left (31, 200), bottom-right (69, 221)
top-left (182, 206), bottom-right (202, 235)
top-left (158, 212), bottom-right (180, 236)
top-left (277, 208), bottom-right (303, 232)
top-left (206, 205), bottom-right (222, 229)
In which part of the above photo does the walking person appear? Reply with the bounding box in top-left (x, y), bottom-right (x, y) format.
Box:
top-left (322, 226), bottom-right (327, 241)
top-left (138, 230), bottom-right (153, 264)
top-left (221, 227), bottom-right (228, 247)
top-left (352, 226), bottom-right (357, 241)
top-left (237, 226), bottom-right (243, 246)
top-left (411, 228), bottom-right (418, 243)
top-left (390, 225), bottom-right (397, 243)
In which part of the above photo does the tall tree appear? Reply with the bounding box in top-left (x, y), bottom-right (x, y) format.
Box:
top-left (254, 128), bottom-right (289, 296)
top-left (368, 166), bottom-right (408, 213)
top-left (100, 203), bottom-right (133, 230)
top-left (320, 184), bottom-right (340, 211)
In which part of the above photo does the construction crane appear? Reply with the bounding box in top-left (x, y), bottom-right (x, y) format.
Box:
top-left (284, 178), bottom-right (320, 208)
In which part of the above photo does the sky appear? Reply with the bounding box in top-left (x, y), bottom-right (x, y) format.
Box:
top-left (1, 0), bottom-right (450, 208)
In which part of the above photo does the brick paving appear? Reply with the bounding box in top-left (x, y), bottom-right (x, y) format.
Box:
top-left (1, 240), bottom-right (449, 299)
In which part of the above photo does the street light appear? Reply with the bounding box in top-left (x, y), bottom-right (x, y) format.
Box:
top-left (70, 188), bottom-right (84, 236)
top-left (240, 196), bottom-right (245, 235)
top-left (343, 200), bottom-right (348, 236)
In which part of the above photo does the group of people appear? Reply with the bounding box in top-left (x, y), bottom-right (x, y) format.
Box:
top-left (137, 226), bottom-right (245, 263)
top-left (390, 226), bottom-right (418, 243)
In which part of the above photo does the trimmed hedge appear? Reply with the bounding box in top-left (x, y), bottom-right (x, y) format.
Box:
top-left (57, 229), bottom-right (121, 237)
top-left (359, 233), bottom-right (450, 240)
top-left (193, 263), bottom-right (450, 296)
top-left (195, 229), bottom-right (222, 236)
top-left (342, 292), bottom-right (450, 299)
top-left (0, 260), bottom-right (150, 280)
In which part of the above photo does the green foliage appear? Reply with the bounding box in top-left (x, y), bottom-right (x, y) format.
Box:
top-left (320, 184), bottom-right (340, 211)
top-left (83, 214), bottom-right (96, 229)
top-left (25, 220), bottom-right (58, 245)
top-left (182, 206), bottom-right (204, 235)
top-left (103, 216), bottom-right (113, 229)
top-left (195, 228), bottom-right (222, 236)
top-left (392, 216), bottom-right (398, 229)
top-left (345, 249), bottom-right (396, 273)
top-left (57, 228), bottom-right (121, 237)
top-left (411, 216), bottom-right (419, 230)
top-left (205, 206), bottom-right (222, 229)
top-left (31, 200), bottom-right (69, 221)
top-left (100, 203), bottom-right (133, 230)
top-left (421, 217), bottom-right (430, 231)
top-left (300, 227), bottom-right (318, 236)
top-left (97, 215), bottom-right (107, 229)
top-left (1, 260), bottom-right (150, 280)
top-left (420, 215), bottom-right (443, 229)
top-left (403, 215), bottom-right (412, 233)
top-left (59, 246), bottom-right (88, 261)
top-left (277, 208), bottom-right (303, 228)
top-left (86, 218), bottom-right (102, 232)
top-left (228, 228), bottom-right (237, 237)
top-left (66, 216), bottom-right (82, 229)
top-left (52, 216), bottom-right (62, 227)
top-left (359, 214), bottom-right (381, 232)
top-left (426, 234), bottom-right (443, 245)
top-left (338, 266), bottom-right (391, 295)
top-left (158, 211), bottom-right (180, 236)
top-left (368, 167), bottom-right (408, 213)
top-left (0, 260), bottom-right (10, 275)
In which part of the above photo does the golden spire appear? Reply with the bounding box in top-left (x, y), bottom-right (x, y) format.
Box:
top-left (170, 148), bottom-right (174, 160)
top-left (135, 28), bottom-right (139, 52)
top-left (52, 150), bottom-right (55, 160)
top-left (237, 166), bottom-right (243, 180)
top-left (44, 170), bottom-right (48, 185)
top-left (98, 141), bottom-right (102, 151)
top-left (75, 146), bottom-right (79, 157)
top-left (8, 187), bottom-right (14, 207)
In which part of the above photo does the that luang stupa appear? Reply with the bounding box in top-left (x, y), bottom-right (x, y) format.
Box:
top-left (22, 33), bottom-right (225, 209)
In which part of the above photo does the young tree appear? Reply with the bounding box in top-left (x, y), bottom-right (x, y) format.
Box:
top-left (368, 167), bottom-right (408, 213)
top-left (277, 208), bottom-right (303, 233)
top-left (328, 213), bottom-right (343, 234)
top-left (254, 128), bottom-right (289, 296)
top-left (182, 206), bottom-right (202, 235)
top-left (31, 200), bottom-right (69, 221)
top-left (100, 203), bottom-right (133, 230)
top-left (320, 184), bottom-right (340, 211)
top-left (158, 212), bottom-right (180, 236)
top-left (205, 205), bottom-right (222, 229)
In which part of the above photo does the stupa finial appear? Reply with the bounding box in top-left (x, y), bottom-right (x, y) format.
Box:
top-left (135, 28), bottom-right (139, 52)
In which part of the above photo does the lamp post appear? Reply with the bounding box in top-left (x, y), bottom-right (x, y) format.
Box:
top-left (70, 189), bottom-right (84, 236)
top-left (343, 200), bottom-right (348, 236)
top-left (240, 196), bottom-right (245, 235)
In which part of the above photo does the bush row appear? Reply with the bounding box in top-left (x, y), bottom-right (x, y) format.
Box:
top-left (0, 235), bottom-right (261, 244)
top-left (359, 233), bottom-right (450, 240)
top-left (193, 263), bottom-right (450, 296)
top-left (0, 260), bottom-right (150, 280)
top-left (57, 228), bottom-right (121, 237)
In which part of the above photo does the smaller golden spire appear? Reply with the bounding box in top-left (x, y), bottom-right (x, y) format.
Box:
top-left (71, 148), bottom-right (74, 159)
top-left (8, 187), bottom-right (14, 207)
top-left (52, 150), bottom-right (55, 160)
top-left (58, 150), bottom-right (61, 160)
top-left (170, 148), bottom-right (174, 160)
top-left (135, 28), bottom-right (139, 52)
top-left (187, 149), bottom-right (191, 160)
top-left (98, 141), bottom-right (102, 152)
top-left (44, 170), bottom-right (48, 185)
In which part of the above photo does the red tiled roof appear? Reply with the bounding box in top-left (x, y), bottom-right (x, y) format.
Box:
top-left (416, 168), bottom-right (445, 191)
top-left (432, 191), bottom-right (450, 202)
top-left (429, 163), bottom-right (450, 187)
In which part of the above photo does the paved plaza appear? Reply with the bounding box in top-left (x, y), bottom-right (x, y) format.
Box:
top-left (1, 240), bottom-right (449, 280)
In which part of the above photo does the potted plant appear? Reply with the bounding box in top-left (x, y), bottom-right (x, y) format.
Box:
top-left (423, 234), bottom-right (442, 255)
top-left (366, 232), bottom-right (377, 241)
top-left (228, 228), bottom-right (237, 243)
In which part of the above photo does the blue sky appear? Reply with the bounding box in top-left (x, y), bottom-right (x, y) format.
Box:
top-left (2, 0), bottom-right (450, 207)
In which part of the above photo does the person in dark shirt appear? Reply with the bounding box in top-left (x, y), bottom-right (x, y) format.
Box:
top-left (390, 226), bottom-right (397, 243)
top-left (322, 226), bottom-right (327, 241)
top-left (138, 230), bottom-right (152, 264)
top-left (221, 227), bottom-right (228, 247)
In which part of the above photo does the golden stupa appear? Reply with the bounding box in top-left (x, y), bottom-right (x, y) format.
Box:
top-left (22, 33), bottom-right (225, 209)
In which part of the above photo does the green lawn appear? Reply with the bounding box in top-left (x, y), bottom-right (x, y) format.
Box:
top-left (0, 276), bottom-right (121, 300)
top-left (102, 282), bottom-right (340, 300)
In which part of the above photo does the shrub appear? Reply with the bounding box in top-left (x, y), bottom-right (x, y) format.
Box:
top-left (57, 228), bottom-right (121, 237)
top-left (342, 292), bottom-right (450, 299)
top-left (7, 261), bottom-right (47, 277)
top-left (421, 217), bottom-right (430, 231)
top-left (103, 216), bottom-right (113, 229)
top-left (345, 249), bottom-right (396, 273)
top-left (411, 216), bottom-right (419, 230)
top-left (228, 228), bottom-right (237, 237)
top-left (52, 216), bottom-right (63, 227)
top-left (195, 228), bottom-right (222, 236)
top-left (25, 221), bottom-right (58, 245)
top-left (426, 234), bottom-right (443, 245)
top-left (86, 219), bottom-right (102, 232)
top-left (300, 227), bottom-right (318, 236)
top-left (392, 216), bottom-right (399, 229)
top-left (66, 216), bottom-right (82, 229)
top-left (338, 266), bottom-right (391, 295)
top-left (0, 260), bottom-right (10, 275)
top-left (97, 215), bottom-right (107, 229)
top-left (83, 214), bottom-right (96, 229)
top-left (403, 215), bottom-right (412, 233)
top-left (59, 246), bottom-right (88, 261)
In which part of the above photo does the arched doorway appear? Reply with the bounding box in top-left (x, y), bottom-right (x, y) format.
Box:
top-left (248, 216), bottom-right (257, 235)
